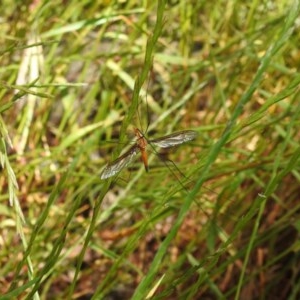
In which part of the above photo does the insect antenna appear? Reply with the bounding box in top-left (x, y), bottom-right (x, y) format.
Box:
top-left (144, 78), bottom-right (151, 135)
top-left (137, 75), bottom-right (152, 135)
top-left (136, 96), bottom-right (143, 133)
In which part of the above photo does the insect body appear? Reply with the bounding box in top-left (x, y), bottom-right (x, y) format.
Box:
top-left (100, 128), bottom-right (197, 179)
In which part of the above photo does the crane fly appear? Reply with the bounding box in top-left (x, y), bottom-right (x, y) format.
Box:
top-left (100, 128), bottom-right (197, 179)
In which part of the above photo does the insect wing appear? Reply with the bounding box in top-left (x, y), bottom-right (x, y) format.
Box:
top-left (150, 130), bottom-right (198, 148)
top-left (101, 145), bottom-right (139, 179)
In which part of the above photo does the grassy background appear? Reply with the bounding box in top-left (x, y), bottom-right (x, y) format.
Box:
top-left (1, 0), bottom-right (300, 299)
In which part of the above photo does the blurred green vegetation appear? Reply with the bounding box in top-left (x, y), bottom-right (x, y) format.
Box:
top-left (0, 1), bottom-right (299, 299)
